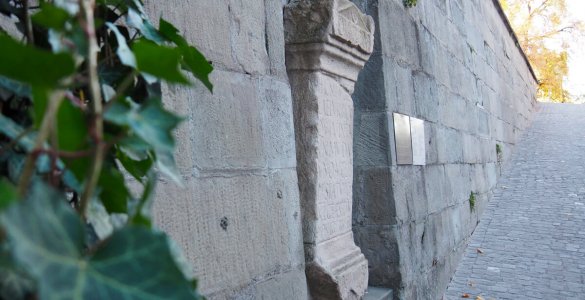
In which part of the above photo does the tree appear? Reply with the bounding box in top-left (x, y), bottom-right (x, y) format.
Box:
top-left (501, 0), bottom-right (583, 102)
top-left (0, 0), bottom-right (212, 298)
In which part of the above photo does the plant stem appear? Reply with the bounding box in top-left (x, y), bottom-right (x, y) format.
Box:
top-left (23, 0), bottom-right (34, 44)
top-left (79, 0), bottom-right (105, 219)
top-left (17, 92), bottom-right (64, 196)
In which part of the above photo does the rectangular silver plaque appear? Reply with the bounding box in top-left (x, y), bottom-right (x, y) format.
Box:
top-left (410, 117), bottom-right (426, 166)
top-left (393, 113), bottom-right (412, 165)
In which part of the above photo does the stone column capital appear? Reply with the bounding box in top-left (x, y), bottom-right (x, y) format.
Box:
top-left (285, 0), bottom-right (375, 82)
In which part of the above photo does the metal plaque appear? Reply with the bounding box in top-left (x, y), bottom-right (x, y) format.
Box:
top-left (393, 113), bottom-right (412, 165)
top-left (410, 117), bottom-right (426, 166)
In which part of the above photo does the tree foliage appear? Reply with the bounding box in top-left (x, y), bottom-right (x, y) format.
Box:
top-left (501, 0), bottom-right (583, 102)
top-left (0, 0), bottom-right (212, 298)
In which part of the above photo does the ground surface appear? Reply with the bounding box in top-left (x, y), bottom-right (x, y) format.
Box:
top-left (445, 103), bottom-right (585, 299)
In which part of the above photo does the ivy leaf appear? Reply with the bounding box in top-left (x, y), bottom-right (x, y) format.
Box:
top-left (0, 179), bottom-right (17, 210)
top-left (128, 171), bottom-right (156, 227)
top-left (155, 150), bottom-right (183, 185)
top-left (1, 182), bottom-right (200, 299)
top-left (106, 22), bottom-right (136, 68)
top-left (116, 147), bottom-right (152, 182)
top-left (127, 8), bottom-right (165, 44)
top-left (159, 18), bottom-right (213, 91)
top-left (132, 40), bottom-right (188, 84)
top-left (0, 35), bottom-right (75, 87)
top-left (105, 99), bottom-right (182, 152)
top-left (98, 167), bottom-right (129, 214)
top-left (57, 99), bottom-right (88, 152)
top-left (31, 3), bottom-right (70, 30)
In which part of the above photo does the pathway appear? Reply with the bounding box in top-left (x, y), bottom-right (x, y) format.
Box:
top-left (445, 103), bottom-right (585, 299)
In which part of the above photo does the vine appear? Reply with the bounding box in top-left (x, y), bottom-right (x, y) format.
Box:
top-left (0, 0), bottom-right (213, 298)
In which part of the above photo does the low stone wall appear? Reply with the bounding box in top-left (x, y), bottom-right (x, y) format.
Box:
top-left (350, 0), bottom-right (538, 299)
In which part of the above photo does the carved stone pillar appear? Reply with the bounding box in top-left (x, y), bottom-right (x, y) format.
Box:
top-left (284, 1), bottom-right (374, 299)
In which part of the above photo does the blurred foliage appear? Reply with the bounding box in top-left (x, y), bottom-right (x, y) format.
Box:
top-left (0, 0), bottom-right (212, 299)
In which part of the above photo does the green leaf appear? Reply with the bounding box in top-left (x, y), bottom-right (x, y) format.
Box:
top-left (159, 18), bottom-right (213, 91)
top-left (57, 99), bottom-right (88, 152)
top-left (116, 147), bottom-right (152, 182)
top-left (132, 40), bottom-right (188, 84)
top-left (0, 35), bottom-right (75, 87)
top-left (98, 167), bottom-right (129, 214)
top-left (0, 179), bottom-right (17, 210)
top-left (1, 182), bottom-right (199, 299)
top-left (127, 8), bottom-right (165, 44)
top-left (106, 22), bottom-right (137, 68)
top-left (118, 136), bottom-right (152, 160)
top-left (181, 45), bottom-right (214, 91)
top-left (155, 150), bottom-right (183, 185)
top-left (31, 3), bottom-right (70, 30)
top-left (128, 171), bottom-right (156, 227)
top-left (105, 99), bottom-right (182, 152)
top-left (32, 87), bottom-right (49, 129)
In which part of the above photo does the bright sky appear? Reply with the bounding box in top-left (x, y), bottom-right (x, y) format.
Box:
top-left (565, 0), bottom-right (585, 100)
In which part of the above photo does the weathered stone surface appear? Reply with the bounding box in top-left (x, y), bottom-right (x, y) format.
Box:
top-left (153, 170), bottom-right (306, 297)
top-left (285, 1), bottom-right (374, 298)
top-left (351, 0), bottom-right (538, 299)
top-left (145, 1), bottom-right (307, 299)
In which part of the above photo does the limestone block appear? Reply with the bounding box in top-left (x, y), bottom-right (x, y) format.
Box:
top-left (145, 0), bottom-right (268, 74)
top-left (445, 164), bottom-right (472, 206)
top-left (264, 0), bottom-right (288, 79)
top-left (354, 53), bottom-right (387, 111)
top-left (383, 59), bottom-right (415, 115)
top-left (353, 167), bottom-right (396, 226)
top-left (462, 134), bottom-right (481, 164)
top-left (145, 1), bottom-right (232, 70)
top-left (258, 77), bottom-right (298, 169)
top-left (153, 169), bottom-right (305, 297)
top-left (413, 72), bottom-right (439, 123)
top-left (436, 127), bottom-right (463, 164)
top-left (449, 0), bottom-right (466, 35)
top-left (378, 0), bottom-right (419, 68)
top-left (187, 70), bottom-right (265, 170)
top-left (392, 166), bottom-right (427, 222)
top-left (424, 122), bottom-right (439, 165)
top-left (424, 165), bottom-right (448, 214)
top-left (228, 0), bottom-right (270, 74)
top-left (353, 225), bottom-right (401, 287)
top-left (354, 112), bottom-right (391, 167)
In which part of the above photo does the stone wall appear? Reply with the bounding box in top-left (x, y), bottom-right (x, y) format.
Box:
top-left (350, 0), bottom-right (537, 299)
top-left (144, 1), bottom-right (307, 299)
top-left (142, 0), bottom-right (538, 299)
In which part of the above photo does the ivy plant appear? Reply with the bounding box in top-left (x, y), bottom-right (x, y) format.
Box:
top-left (0, 0), bottom-right (212, 299)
